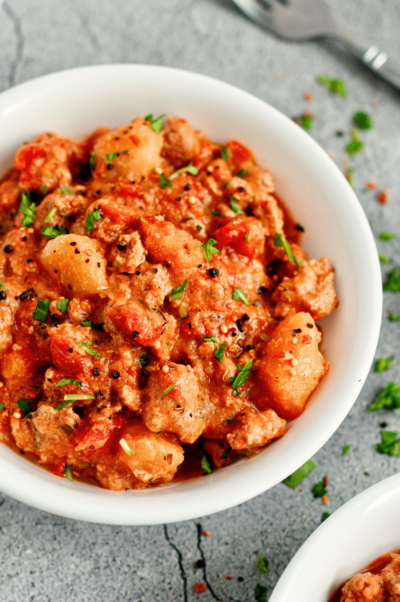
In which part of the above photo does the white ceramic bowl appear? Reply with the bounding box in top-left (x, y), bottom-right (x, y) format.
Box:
top-left (0, 65), bottom-right (382, 525)
top-left (270, 473), bottom-right (400, 601)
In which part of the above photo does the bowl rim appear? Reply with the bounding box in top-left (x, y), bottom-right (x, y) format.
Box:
top-left (269, 472), bottom-right (400, 601)
top-left (0, 64), bottom-right (382, 525)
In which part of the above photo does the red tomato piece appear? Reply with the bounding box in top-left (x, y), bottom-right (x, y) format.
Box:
top-left (50, 334), bottom-right (92, 379)
top-left (215, 216), bottom-right (264, 259)
top-left (108, 301), bottom-right (165, 346)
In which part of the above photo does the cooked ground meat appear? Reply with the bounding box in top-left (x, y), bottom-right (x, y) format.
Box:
top-left (0, 114), bottom-right (338, 490)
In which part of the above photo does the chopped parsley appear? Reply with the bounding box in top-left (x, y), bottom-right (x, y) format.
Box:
top-left (169, 162), bottom-right (198, 179)
top-left (202, 336), bottom-right (218, 343)
top-left (221, 146), bottom-right (231, 161)
top-left (384, 268), bottom-right (400, 292)
top-left (389, 313), bottom-right (400, 322)
top-left (232, 287), bottom-right (250, 306)
top-left (42, 225), bottom-right (68, 239)
top-left (201, 199), bottom-right (221, 216)
top-left (282, 459), bottom-right (316, 488)
top-left (312, 481), bottom-right (327, 498)
top-left (63, 465), bottom-right (73, 482)
top-left (90, 152), bottom-right (96, 172)
top-left (45, 207), bottom-right (57, 223)
top-left (57, 298), bottom-right (69, 314)
top-left (274, 232), bottom-right (302, 266)
top-left (18, 192), bottom-right (31, 212)
top-left (145, 113), bottom-right (165, 134)
top-left (380, 232), bottom-right (396, 241)
top-left (105, 152), bottom-right (119, 163)
top-left (244, 231), bottom-right (249, 244)
top-left (55, 378), bottom-right (82, 390)
top-left (55, 393), bottom-right (95, 409)
top-left (119, 438), bottom-right (133, 455)
top-left (0, 403), bottom-right (4, 412)
top-left (353, 111), bottom-right (372, 130)
top-left (317, 75), bottom-right (347, 96)
top-left (300, 113), bottom-right (313, 130)
top-left (77, 341), bottom-right (102, 358)
top-left (140, 217), bottom-right (150, 225)
top-left (169, 279), bottom-right (188, 302)
top-left (236, 169), bottom-right (246, 178)
top-left (231, 359), bottom-right (253, 390)
top-left (18, 399), bottom-right (32, 417)
top-left (201, 238), bottom-right (220, 262)
top-left (321, 512), bottom-right (330, 523)
top-left (40, 184), bottom-right (48, 195)
top-left (254, 583), bottom-right (268, 602)
top-left (379, 254), bottom-right (389, 264)
top-left (21, 202), bottom-right (36, 227)
top-left (369, 382), bottom-right (400, 411)
top-left (196, 225), bottom-right (203, 232)
top-left (201, 454), bottom-right (213, 474)
top-left (229, 195), bottom-right (244, 215)
top-left (376, 430), bottom-right (400, 456)
top-left (80, 320), bottom-right (104, 331)
top-left (345, 167), bottom-right (354, 187)
top-left (346, 128), bottom-right (364, 156)
top-left (375, 356), bottom-right (394, 373)
top-left (60, 187), bottom-right (75, 195)
top-left (220, 447), bottom-right (231, 460)
top-left (163, 383), bottom-right (176, 396)
top-left (33, 298), bottom-right (50, 323)
top-left (257, 557), bottom-right (269, 574)
top-left (214, 342), bottom-right (226, 364)
top-left (85, 208), bottom-right (102, 233)
top-left (159, 173), bottom-right (173, 189)
top-left (342, 445), bottom-right (351, 456)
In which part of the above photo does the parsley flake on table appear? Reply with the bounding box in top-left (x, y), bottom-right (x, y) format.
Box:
top-left (312, 481), bottom-right (327, 498)
top-left (230, 195), bottom-right (244, 214)
top-left (353, 111), bottom-right (372, 130)
top-left (274, 232), bottom-right (302, 266)
top-left (63, 465), bottom-right (73, 482)
top-left (300, 113), bottom-right (313, 130)
top-left (201, 454), bottom-right (213, 474)
top-left (375, 356), bottom-right (394, 373)
top-left (389, 313), bottom-right (400, 322)
top-left (232, 287), bottom-right (250, 306)
top-left (317, 75), bottom-right (347, 96)
top-left (380, 232), bottom-right (396, 241)
top-left (214, 342), bottom-right (226, 364)
top-left (321, 512), bottom-right (331, 523)
top-left (342, 445), bottom-right (351, 456)
top-left (201, 238), bottom-right (220, 262)
top-left (55, 378), bottom-right (82, 390)
top-left (379, 254), bottom-right (389, 264)
top-left (282, 459), bottom-right (316, 488)
top-left (145, 113), bottom-right (165, 134)
top-left (369, 382), bottom-right (400, 411)
top-left (231, 359), bottom-right (253, 390)
top-left (57, 298), bottom-right (69, 314)
top-left (33, 298), bottom-right (50, 323)
top-left (42, 225), bottom-right (68, 239)
top-left (77, 341), bottom-right (102, 358)
top-left (346, 128), bottom-right (364, 156)
top-left (169, 279), bottom-right (188, 302)
top-left (345, 167), bottom-right (354, 187)
top-left (85, 208), bottom-right (102, 233)
top-left (257, 556), bottom-right (269, 574)
top-left (221, 146), bottom-right (231, 160)
top-left (384, 268), bottom-right (400, 292)
top-left (376, 430), bottom-right (400, 456)
top-left (255, 583), bottom-right (268, 602)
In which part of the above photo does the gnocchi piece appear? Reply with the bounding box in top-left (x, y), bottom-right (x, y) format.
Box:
top-left (257, 312), bottom-right (328, 420)
top-left (162, 116), bottom-right (201, 167)
top-left (41, 234), bottom-right (108, 296)
top-left (227, 409), bottom-right (286, 450)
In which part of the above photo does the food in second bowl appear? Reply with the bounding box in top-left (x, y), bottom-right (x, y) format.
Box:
top-left (329, 549), bottom-right (400, 601)
top-left (0, 114), bottom-right (338, 490)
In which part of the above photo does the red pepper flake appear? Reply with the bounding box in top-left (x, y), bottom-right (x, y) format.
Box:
top-left (226, 575), bottom-right (232, 580)
top-left (304, 92), bottom-right (314, 101)
top-left (366, 180), bottom-right (376, 190)
top-left (377, 188), bottom-right (390, 204)
top-left (323, 475), bottom-right (329, 487)
top-left (204, 530), bottom-right (210, 536)
top-left (303, 109), bottom-right (312, 118)
top-left (322, 495), bottom-right (329, 505)
top-left (194, 582), bottom-right (207, 593)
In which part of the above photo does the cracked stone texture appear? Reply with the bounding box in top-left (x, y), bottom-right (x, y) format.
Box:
top-left (0, 0), bottom-right (400, 600)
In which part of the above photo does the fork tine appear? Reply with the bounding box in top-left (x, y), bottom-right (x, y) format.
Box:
top-left (233, 0), bottom-right (276, 29)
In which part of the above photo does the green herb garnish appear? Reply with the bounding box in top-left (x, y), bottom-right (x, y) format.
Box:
top-left (375, 356), bottom-right (394, 373)
top-left (380, 232), bottom-right (396, 241)
top-left (384, 268), bottom-right (400, 292)
top-left (201, 199), bottom-right (221, 216)
top-left (353, 111), bottom-right (372, 130)
top-left (317, 75), bottom-right (347, 96)
top-left (57, 298), bottom-right (69, 314)
top-left (379, 254), bottom-right (389, 264)
top-left (0, 403), bottom-right (5, 412)
top-left (220, 447), bottom-right (231, 460)
top-left (389, 313), bottom-right (400, 322)
top-left (18, 399), bottom-right (32, 416)
top-left (214, 342), bottom-right (226, 364)
top-left (80, 320), bottom-right (104, 331)
top-left (345, 167), bottom-right (354, 187)
top-left (77, 341), bottom-right (102, 358)
top-left (63, 465), bottom-right (74, 482)
top-left (312, 481), bottom-right (327, 498)
top-left (55, 378), bottom-right (82, 390)
top-left (300, 114), bottom-right (313, 130)
top-left (45, 207), bottom-right (57, 223)
top-left (231, 359), bottom-right (253, 390)
top-left (145, 113), bottom-right (165, 134)
top-left (201, 454), bottom-right (213, 474)
top-left (60, 187), bottom-right (75, 195)
top-left (140, 217), bottom-right (149, 225)
top-left (169, 279), bottom-right (188, 302)
top-left (321, 512), bottom-right (330, 523)
top-left (169, 162), bottom-right (198, 179)
top-left (342, 445), bottom-right (351, 456)
top-left (232, 287), bottom-right (250, 306)
top-left (282, 459), bottom-right (316, 488)
top-left (105, 152), bottom-right (119, 163)
top-left (119, 438), bottom-right (133, 455)
top-left (229, 195), bottom-right (244, 215)
top-left (42, 225), bottom-right (68, 239)
top-left (255, 583), bottom-right (268, 602)
top-left (201, 238), bottom-right (220, 262)
top-left (257, 557), bottom-right (269, 574)
top-left (274, 232), bottom-right (302, 266)
top-left (346, 128), bottom-right (364, 156)
top-left (160, 173), bottom-right (173, 189)
top-left (163, 383), bottom-right (176, 396)
top-left (55, 393), bottom-right (95, 410)
top-left (85, 208), bottom-right (102, 233)
top-left (221, 146), bottom-right (231, 160)
top-left (18, 192), bottom-right (31, 212)
top-left (21, 202), bottom-right (36, 227)
top-left (244, 232), bottom-right (249, 244)
top-left (376, 430), bottom-right (400, 456)
top-left (236, 169), bottom-right (246, 178)
top-left (40, 184), bottom-right (48, 195)
top-left (369, 382), bottom-right (400, 411)
top-left (196, 225), bottom-right (203, 232)
top-left (202, 336), bottom-right (218, 343)
top-left (33, 298), bottom-right (50, 323)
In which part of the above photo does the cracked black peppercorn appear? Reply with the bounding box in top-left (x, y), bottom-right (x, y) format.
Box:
top-left (92, 368), bottom-right (101, 376)
top-left (117, 242), bottom-right (126, 251)
top-left (111, 371), bottom-right (120, 379)
top-left (257, 286), bottom-right (268, 294)
top-left (208, 268), bottom-right (219, 278)
top-left (132, 331), bottom-right (139, 338)
top-left (3, 244), bottom-right (13, 254)
top-left (0, 290), bottom-right (6, 300)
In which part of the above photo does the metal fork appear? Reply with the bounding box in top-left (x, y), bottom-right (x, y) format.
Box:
top-left (232, 0), bottom-right (400, 91)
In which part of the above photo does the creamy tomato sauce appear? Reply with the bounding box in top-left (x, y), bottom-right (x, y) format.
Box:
top-left (0, 115), bottom-right (338, 490)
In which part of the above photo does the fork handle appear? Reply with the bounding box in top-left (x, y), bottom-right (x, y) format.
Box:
top-left (335, 30), bottom-right (400, 91)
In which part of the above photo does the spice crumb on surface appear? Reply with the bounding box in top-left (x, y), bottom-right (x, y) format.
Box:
top-left (322, 495), bottom-right (329, 505)
top-left (194, 582), bottom-right (207, 593)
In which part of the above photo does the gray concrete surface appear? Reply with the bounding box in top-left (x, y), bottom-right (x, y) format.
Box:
top-left (0, 0), bottom-right (400, 600)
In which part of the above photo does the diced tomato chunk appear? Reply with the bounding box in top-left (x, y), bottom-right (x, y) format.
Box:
top-left (74, 414), bottom-right (123, 452)
top-left (225, 140), bottom-right (253, 168)
top-left (108, 301), bottom-right (165, 346)
top-left (14, 144), bottom-right (47, 172)
top-left (50, 334), bottom-right (92, 379)
top-left (215, 216), bottom-right (264, 259)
